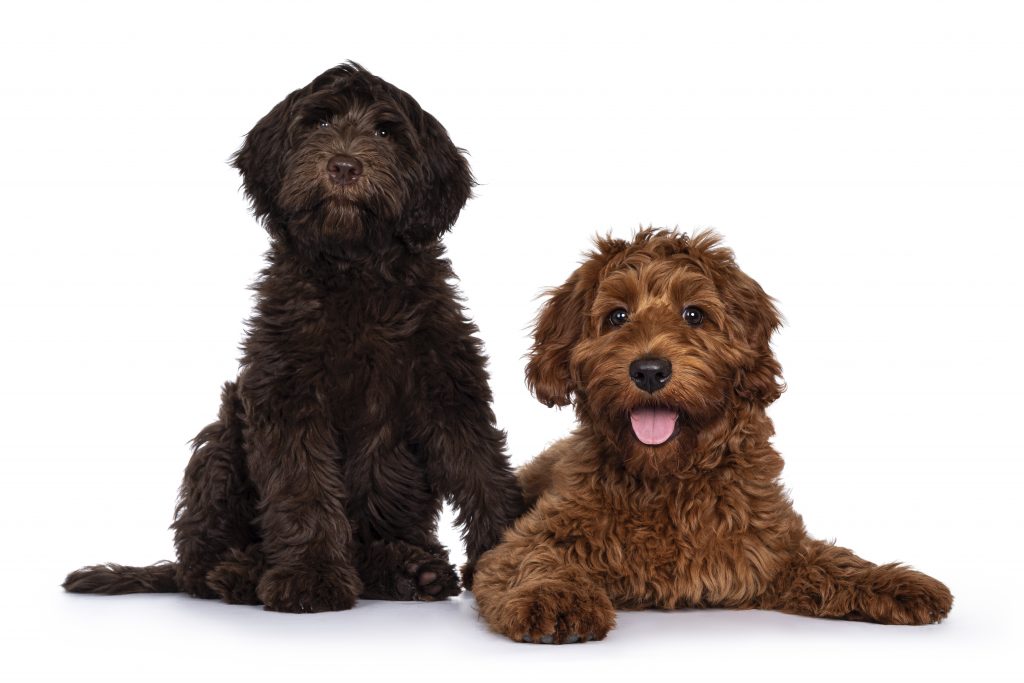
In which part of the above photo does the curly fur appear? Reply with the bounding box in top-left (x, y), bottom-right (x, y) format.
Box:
top-left (472, 229), bottom-right (952, 643)
top-left (64, 63), bottom-right (524, 612)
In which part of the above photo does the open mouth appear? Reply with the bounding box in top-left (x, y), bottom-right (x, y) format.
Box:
top-left (629, 407), bottom-right (681, 446)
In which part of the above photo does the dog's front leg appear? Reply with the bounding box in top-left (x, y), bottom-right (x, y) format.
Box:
top-left (241, 374), bottom-right (362, 613)
top-left (418, 391), bottom-right (525, 589)
top-left (413, 310), bottom-right (525, 587)
top-left (472, 516), bottom-right (616, 644)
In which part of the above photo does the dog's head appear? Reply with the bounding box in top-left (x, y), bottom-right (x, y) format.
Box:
top-left (232, 62), bottom-right (473, 247)
top-left (527, 229), bottom-right (783, 471)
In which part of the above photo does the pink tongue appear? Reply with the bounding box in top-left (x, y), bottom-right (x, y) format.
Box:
top-left (630, 408), bottom-right (679, 445)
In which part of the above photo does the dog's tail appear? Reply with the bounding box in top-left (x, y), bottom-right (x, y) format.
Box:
top-left (63, 562), bottom-right (180, 595)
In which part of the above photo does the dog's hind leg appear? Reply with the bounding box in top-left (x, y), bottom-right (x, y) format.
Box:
top-left (355, 539), bottom-right (460, 601)
top-left (172, 381), bottom-right (261, 601)
top-left (205, 545), bottom-right (264, 604)
top-left (64, 381), bottom-right (257, 599)
top-left (764, 537), bottom-right (953, 625)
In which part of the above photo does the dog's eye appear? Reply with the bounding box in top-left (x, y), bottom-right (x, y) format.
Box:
top-left (682, 306), bottom-right (705, 327)
top-left (374, 124), bottom-right (392, 138)
top-left (608, 308), bottom-right (629, 327)
top-left (317, 120), bottom-right (331, 128)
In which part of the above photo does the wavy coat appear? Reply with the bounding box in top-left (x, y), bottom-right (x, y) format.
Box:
top-left (64, 63), bottom-right (524, 611)
top-left (473, 229), bottom-right (951, 642)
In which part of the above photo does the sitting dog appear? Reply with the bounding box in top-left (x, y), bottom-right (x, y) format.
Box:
top-left (64, 63), bottom-right (524, 612)
top-left (472, 229), bottom-right (952, 642)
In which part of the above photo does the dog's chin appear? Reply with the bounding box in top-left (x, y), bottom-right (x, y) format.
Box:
top-left (288, 188), bottom-right (376, 240)
top-left (320, 184), bottom-right (401, 233)
top-left (316, 200), bottom-right (367, 236)
top-left (321, 183), bottom-right (366, 210)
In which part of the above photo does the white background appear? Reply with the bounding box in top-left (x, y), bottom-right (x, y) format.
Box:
top-left (2, 1), bottom-right (1022, 680)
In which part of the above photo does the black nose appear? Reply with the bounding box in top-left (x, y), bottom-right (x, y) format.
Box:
top-left (327, 154), bottom-right (363, 185)
top-left (629, 358), bottom-right (672, 393)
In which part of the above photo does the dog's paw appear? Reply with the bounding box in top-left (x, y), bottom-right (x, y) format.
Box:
top-left (397, 558), bottom-right (461, 601)
top-left (868, 570), bottom-right (953, 625)
top-left (256, 565), bottom-right (361, 613)
top-left (500, 581), bottom-right (616, 644)
top-left (206, 563), bottom-right (261, 605)
top-left (205, 547), bottom-right (263, 605)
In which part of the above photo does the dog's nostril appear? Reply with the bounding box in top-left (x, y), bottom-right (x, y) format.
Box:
top-left (629, 358), bottom-right (672, 394)
top-left (326, 154), bottom-right (363, 185)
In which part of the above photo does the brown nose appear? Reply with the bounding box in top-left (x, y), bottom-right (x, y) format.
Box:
top-left (327, 155), bottom-right (363, 185)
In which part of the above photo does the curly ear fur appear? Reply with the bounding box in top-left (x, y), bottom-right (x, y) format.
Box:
top-left (526, 237), bottom-right (628, 407)
top-left (526, 275), bottom-right (588, 408)
top-left (231, 89), bottom-right (304, 236)
top-left (229, 63), bottom-right (363, 232)
top-left (401, 109), bottom-right (474, 245)
top-left (706, 243), bottom-right (784, 406)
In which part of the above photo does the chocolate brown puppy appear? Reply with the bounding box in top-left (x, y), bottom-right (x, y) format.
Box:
top-left (473, 229), bottom-right (951, 642)
top-left (64, 63), bottom-right (524, 612)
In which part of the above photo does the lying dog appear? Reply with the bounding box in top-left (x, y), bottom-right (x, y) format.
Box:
top-left (472, 229), bottom-right (952, 642)
top-left (64, 63), bottom-right (524, 612)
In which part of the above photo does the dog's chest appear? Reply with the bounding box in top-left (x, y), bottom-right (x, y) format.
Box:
top-left (316, 283), bottom-right (439, 536)
top-left (590, 480), bottom-right (784, 609)
top-left (318, 282), bottom-right (427, 435)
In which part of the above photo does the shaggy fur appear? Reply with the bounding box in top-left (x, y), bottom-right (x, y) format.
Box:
top-left (64, 63), bottom-right (524, 611)
top-left (473, 229), bottom-right (952, 643)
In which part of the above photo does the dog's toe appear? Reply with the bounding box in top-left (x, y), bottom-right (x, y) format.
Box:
top-left (502, 580), bottom-right (615, 644)
top-left (520, 631), bottom-right (587, 645)
top-left (404, 559), bottom-right (460, 601)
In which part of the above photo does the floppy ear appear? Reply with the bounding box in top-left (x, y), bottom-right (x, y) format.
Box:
top-left (723, 265), bottom-right (785, 406)
top-left (526, 240), bottom-right (625, 407)
top-left (401, 110), bottom-right (474, 245)
top-left (231, 88), bottom-right (304, 236)
top-left (526, 275), bottom-right (591, 407)
top-left (526, 275), bottom-right (588, 407)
